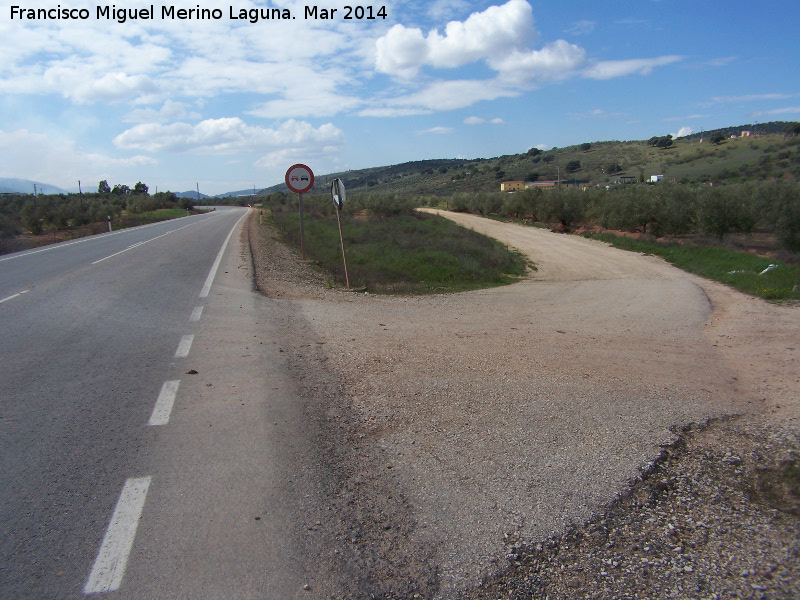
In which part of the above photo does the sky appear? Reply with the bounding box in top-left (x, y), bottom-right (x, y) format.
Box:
top-left (1, 0), bottom-right (799, 195)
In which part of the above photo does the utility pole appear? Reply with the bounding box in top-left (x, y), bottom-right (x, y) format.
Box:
top-left (196, 183), bottom-right (200, 204)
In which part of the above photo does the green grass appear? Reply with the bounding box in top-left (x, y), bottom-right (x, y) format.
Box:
top-left (270, 210), bottom-right (530, 293)
top-left (587, 232), bottom-right (800, 301)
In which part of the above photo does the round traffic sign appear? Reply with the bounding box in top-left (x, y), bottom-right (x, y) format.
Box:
top-left (285, 164), bottom-right (314, 194)
top-left (331, 178), bottom-right (345, 210)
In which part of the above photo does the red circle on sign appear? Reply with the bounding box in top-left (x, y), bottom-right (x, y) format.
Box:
top-left (285, 164), bottom-right (315, 194)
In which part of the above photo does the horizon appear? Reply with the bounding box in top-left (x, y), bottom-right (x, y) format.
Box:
top-left (2, 0), bottom-right (799, 195)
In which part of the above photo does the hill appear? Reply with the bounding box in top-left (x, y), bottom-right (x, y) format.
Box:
top-left (0, 178), bottom-right (73, 195)
top-left (259, 121), bottom-right (799, 197)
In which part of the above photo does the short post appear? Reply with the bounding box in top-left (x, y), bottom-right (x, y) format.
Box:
top-left (107, 215), bottom-right (112, 233)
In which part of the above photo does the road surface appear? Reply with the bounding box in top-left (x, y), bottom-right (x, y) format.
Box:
top-left (0, 208), bottom-right (345, 599)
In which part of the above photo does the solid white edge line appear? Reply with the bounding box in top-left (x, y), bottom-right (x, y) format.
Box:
top-left (83, 476), bottom-right (151, 594)
top-left (0, 290), bottom-right (30, 304)
top-left (148, 380), bottom-right (181, 426)
top-left (174, 334), bottom-right (194, 358)
top-left (190, 306), bottom-right (204, 322)
top-left (199, 210), bottom-right (249, 298)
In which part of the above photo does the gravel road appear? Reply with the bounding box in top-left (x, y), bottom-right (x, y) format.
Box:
top-left (248, 210), bottom-right (799, 599)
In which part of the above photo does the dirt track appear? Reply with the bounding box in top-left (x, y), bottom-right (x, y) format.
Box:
top-left (249, 210), bottom-right (800, 598)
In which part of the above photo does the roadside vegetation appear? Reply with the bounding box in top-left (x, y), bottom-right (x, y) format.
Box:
top-left (0, 180), bottom-right (197, 254)
top-left (261, 191), bottom-right (530, 294)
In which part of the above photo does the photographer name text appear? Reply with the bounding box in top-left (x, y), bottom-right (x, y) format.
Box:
top-left (10, 4), bottom-right (387, 24)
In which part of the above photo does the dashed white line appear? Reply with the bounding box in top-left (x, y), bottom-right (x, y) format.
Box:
top-left (148, 380), bottom-right (181, 426)
top-left (190, 306), bottom-right (204, 322)
top-left (0, 290), bottom-right (29, 304)
top-left (199, 210), bottom-right (249, 298)
top-left (84, 476), bottom-right (151, 594)
top-left (174, 334), bottom-right (194, 358)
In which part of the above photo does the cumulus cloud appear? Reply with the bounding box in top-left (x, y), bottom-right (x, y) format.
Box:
top-left (113, 118), bottom-right (345, 159)
top-left (489, 40), bottom-right (587, 83)
top-left (375, 0), bottom-right (536, 77)
top-left (371, 0), bottom-right (681, 112)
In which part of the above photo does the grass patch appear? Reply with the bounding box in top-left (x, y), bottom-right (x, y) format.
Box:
top-left (587, 232), bottom-right (800, 301)
top-left (270, 210), bottom-right (530, 294)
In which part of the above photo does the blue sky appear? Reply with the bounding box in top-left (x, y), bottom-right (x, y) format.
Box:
top-left (1, 0), bottom-right (799, 195)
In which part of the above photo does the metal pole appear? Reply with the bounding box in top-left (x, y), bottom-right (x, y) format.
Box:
top-left (298, 192), bottom-right (306, 260)
top-left (336, 208), bottom-right (350, 289)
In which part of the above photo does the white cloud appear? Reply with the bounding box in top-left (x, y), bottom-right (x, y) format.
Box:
top-left (464, 116), bottom-right (505, 125)
top-left (375, 0), bottom-right (536, 77)
top-left (490, 40), bottom-right (587, 84)
top-left (417, 126), bottom-right (453, 135)
top-left (0, 129), bottom-right (155, 187)
top-left (383, 79), bottom-right (521, 111)
top-left (672, 126), bottom-right (694, 138)
top-left (113, 118), bottom-right (345, 164)
top-left (582, 56), bottom-right (682, 79)
top-left (124, 101), bottom-right (201, 124)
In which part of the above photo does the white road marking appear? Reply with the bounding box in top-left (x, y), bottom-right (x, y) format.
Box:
top-left (190, 306), bottom-right (204, 322)
top-left (83, 476), bottom-right (151, 594)
top-left (148, 380), bottom-right (181, 426)
top-left (91, 221), bottom-right (199, 265)
top-left (0, 290), bottom-right (29, 304)
top-left (174, 334), bottom-right (194, 358)
top-left (199, 211), bottom-right (249, 298)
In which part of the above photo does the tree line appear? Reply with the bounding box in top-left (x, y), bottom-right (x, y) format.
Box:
top-left (447, 181), bottom-right (800, 251)
top-left (0, 180), bottom-right (193, 237)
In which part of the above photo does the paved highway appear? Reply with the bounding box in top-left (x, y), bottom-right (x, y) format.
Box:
top-left (0, 208), bottom-right (342, 598)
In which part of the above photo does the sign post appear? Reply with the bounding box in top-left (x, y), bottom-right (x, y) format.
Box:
top-left (331, 178), bottom-right (350, 289)
top-left (285, 164), bottom-right (315, 260)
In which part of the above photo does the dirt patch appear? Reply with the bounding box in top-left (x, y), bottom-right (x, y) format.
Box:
top-left (248, 210), bottom-right (800, 599)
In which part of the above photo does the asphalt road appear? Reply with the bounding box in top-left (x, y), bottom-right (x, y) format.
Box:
top-left (0, 208), bottom-right (339, 598)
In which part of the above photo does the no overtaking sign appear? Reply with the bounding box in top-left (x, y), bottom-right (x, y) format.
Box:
top-left (285, 164), bottom-right (314, 194)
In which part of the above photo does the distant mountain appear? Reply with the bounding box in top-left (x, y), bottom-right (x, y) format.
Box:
top-left (214, 188), bottom-right (264, 198)
top-left (0, 178), bottom-right (73, 195)
top-left (175, 190), bottom-right (212, 199)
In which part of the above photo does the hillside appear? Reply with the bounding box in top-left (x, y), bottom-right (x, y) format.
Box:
top-left (260, 121), bottom-right (799, 197)
top-left (0, 178), bottom-right (72, 195)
